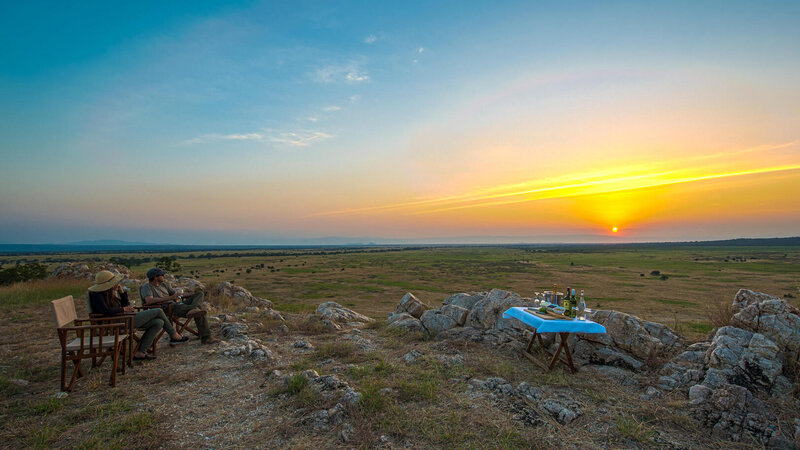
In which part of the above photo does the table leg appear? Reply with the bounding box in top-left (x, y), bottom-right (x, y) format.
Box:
top-left (522, 330), bottom-right (578, 373)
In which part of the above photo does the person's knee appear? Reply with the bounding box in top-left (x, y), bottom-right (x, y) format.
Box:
top-left (153, 318), bottom-right (164, 329)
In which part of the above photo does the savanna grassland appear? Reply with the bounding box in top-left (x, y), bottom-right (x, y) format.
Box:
top-left (116, 245), bottom-right (800, 340)
top-left (1, 245), bottom-right (798, 448)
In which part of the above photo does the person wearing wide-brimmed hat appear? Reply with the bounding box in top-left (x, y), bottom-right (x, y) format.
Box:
top-left (139, 267), bottom-right (215, 344)
top-left (89, 270), bottom-right (189, 360)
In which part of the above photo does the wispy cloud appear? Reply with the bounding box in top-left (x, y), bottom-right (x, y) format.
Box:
top-left (363, 34), bottom-right (378, 44)
top-left (184, 129), bottom-right (332, 147)
top-left (321, 105), bottom-right (341, 112)
top-left (310, 141), bottom-right (800, 217)
top-left (418, 47), bottom-right (424, 53)
top-left (314, 62), bottom-right (370, 84)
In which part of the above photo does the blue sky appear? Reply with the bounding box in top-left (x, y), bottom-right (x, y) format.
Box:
top-left (1, 1), bottom-right (798, 244)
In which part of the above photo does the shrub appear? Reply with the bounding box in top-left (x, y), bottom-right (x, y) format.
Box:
top-left (650, 270), bottom-right (660, 276)
top-left (155, 256), bottom-right (181, 272)
top-left (0, 263), bottom-right (48, 286)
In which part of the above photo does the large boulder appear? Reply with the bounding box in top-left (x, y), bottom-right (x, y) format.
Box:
top-left (387, 314), bottom-right (425, 333)
top-left (395, 293), bottom-right (430, 318)
top-left (731, 289), bottom-right (781, 314)
top-left (690, 383), bottom-right (782, 444)
top-left (420, 309), bottom-right (458, 335)
top-left (466, 289), bottom-right (530, 330)
top-left (439, 304), bottom-right (469, 326)
top-left (214, 281), bottom-right (273, 310)
top-left (315, 302), bottom-right (373, 329)
top-left (442, 292), bottom-right (487, 311)
top-left (703, 326), bottom-right (783, 391)
top-left (589, 310), bottom-right (684, 360)
top-left (731, 297), bottom-right (800, 355)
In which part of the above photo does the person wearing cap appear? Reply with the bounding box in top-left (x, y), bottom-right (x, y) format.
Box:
top-left (139, 267), bottom-right (215, 344)
top-left (88, 270), bottom-right (189, 361)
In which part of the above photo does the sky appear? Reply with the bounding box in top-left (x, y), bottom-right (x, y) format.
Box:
top-left (1, 0), bottom-right (798, 244)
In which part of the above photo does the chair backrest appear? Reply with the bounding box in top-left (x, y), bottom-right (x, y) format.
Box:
top-left (51, 295), bottom-right (77, 328)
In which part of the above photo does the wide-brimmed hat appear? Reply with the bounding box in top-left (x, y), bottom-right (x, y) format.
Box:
top-left (88, 270), bottom-right (125, 292)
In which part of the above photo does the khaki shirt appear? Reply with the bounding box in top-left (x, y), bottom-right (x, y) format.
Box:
top-left (139, 282), bottom-right (174, 304)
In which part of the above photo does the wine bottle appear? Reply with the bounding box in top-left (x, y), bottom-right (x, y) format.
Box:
top-left (578, 289), bottom-right (586, 320)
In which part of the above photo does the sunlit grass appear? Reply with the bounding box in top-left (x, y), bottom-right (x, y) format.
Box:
top-left (0, 278), bottom-right (87, 308)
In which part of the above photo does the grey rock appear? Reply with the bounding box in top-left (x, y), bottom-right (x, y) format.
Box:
top-left (302, 369), bottom-right (320, 379)
top-left (442, 292), bottom-right (487, 311)
top-left (338, 423), bottom-right (354, 443)
top-left (466, 289), bottom-right (528, 330)
top-left (292, 340), bottom-right (313, 349)
top-left (590, 309), bottom-right (684, 360)
top-left (312, 374), bottom-right (347, 391)
top-left (316, 302), bottom-right (373, 326)
top-left (582, 365), bottom-right (641, 387)
top-left (403, 349), bottom-right (423, 364)
top-left (215, 281), bottom-right (273, 311)
top-left (275, 324), bottom-right (289, 335)
top-left (540, 394), bottom-right (582, 425)
top-left (8, 378), bottom-right (29, 387)
top-left (731, 296), bottom-right (800, 355)
top-left (220, 322), bottom-right (248, 339)
top-left (436, 326), bottom-right (486, 342)
top-left (387, 312), bottom-right (414, 324)
top-left (732, 289), bottom-right (781, 314)
top-left (394, 292), bottom-right (430, 319)
top-left (688, 384), bottom-right (712, 404)
top-left (387, 316), bottom-right (425, 333)
top-left (51, 391), bottom-right (68, 399)
top-left (514, 382), bottom-right (543, 402)
top-left (420, 309), bottom-right (459, 335)
top-left (439, 304), bottom-right (470, 326)
top-left (690, 383), bottom-right (777, 443)
top-left (341, 387), bottom-right (361, 404)
top-left (641, 386), bottom-right (663, 401)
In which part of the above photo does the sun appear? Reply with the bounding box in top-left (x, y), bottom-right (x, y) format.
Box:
top-left (612, 227), bottom-right (619, 233)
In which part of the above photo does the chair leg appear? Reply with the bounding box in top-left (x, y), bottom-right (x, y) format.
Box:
top-left (60, 356), bottom-right (67, 392)
top-left (67, 360), bottom-right (81, 392)
top-left (110, 345), bottom-right (119, 387)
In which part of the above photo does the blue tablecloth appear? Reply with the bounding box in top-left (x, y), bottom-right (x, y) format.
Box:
top-left (503, 307), bottom-right (606, 334)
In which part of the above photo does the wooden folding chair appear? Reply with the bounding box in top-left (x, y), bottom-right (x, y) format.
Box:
top-left (166, 301), bottom-right (200, 338)
top-left (51, 296), bottom-right (127, 392)
top-left (86, 294), bottom-right (161, 360)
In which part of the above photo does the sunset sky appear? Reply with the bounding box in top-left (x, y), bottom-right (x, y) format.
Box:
top-left (1, 1), bottom-right (798, 244)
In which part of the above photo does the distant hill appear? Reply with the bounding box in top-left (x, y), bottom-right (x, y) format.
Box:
top-left (67, 240), bottom-right (159, 246)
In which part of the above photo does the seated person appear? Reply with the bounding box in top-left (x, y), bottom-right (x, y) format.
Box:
top-left (88, 270), bottom-right (189, 361)
top-left (139, 268), bottom-right (216, 344)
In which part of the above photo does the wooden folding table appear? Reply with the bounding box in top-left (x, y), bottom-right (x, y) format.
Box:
top-left (503, 307), bottom-right (606, 373)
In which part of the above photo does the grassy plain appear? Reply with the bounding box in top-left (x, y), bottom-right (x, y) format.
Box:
top-left (6, 245), bottom-right (800, 340)
top-left (1, 245), bottom-right (798, 447)
top-left (134, 245), bottom-right (800, 340)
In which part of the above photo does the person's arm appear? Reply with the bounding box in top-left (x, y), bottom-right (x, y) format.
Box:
top-left (140, 284), bottom-right (178, 306)
top-left (89, 291), bottom-right (124, 315)
top-left (118, 289), bottom-right (130, 307)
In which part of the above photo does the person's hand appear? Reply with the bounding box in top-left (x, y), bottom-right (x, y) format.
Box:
top-left (115, 284), bottom-right (124, 294)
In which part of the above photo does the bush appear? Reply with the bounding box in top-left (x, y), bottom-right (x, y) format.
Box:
top-left (155, 256), bottom-right (181, 273)
top-left (0, 263), bottom-right (48, 286)
top-left (650, 270), bottom-right (660, 276)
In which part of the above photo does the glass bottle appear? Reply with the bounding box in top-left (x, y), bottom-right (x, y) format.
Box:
top-left (577, 290), bottom-right (586, 320)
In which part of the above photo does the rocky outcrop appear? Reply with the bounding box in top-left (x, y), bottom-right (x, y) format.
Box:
top-left (315, 302), bottom-right (373, 330)
top-left (466, 289), bottom-right (530, 330)
top-left (52, 262), bottom-right (138, 282)
top-left (392, 288), bottom-right (798, 446)
top-left (685, 290), bottom-right (798, 445)
top-left (215, 281), bottom-right (277, 311)
top-left (395, 293), bottom-right (430, 318)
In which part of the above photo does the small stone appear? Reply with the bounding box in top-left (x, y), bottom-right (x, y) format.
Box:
top-left (275, 324), bottom-right (289, 335)
top-left (302, 369), bottom-right (320, 379)
top-left (9, 378), bottom-right (29, 387)
top-left (403, 349), bottom-right (423, 364)
top-left (51, 391), bottom-right (68, 399)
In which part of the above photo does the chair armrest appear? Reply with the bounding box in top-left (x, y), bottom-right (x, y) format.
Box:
top-left (60, 323), bottom-right (126, 331)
